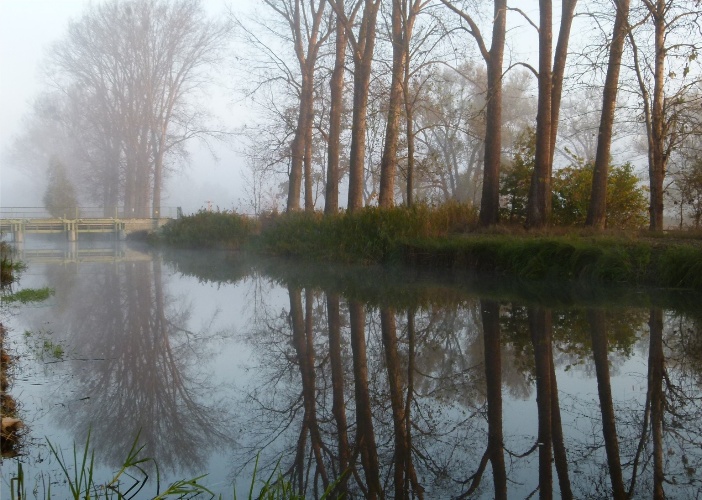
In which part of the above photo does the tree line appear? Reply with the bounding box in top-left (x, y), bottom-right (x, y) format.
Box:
top-left (241, 0), bottom-right (702, 230)
top-left (7, 0), bottom-right (702, 229)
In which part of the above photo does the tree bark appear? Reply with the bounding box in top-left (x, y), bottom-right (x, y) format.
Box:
top-left (379, 0), bottom-right (406, 207)
top-left (526, 0), bottom-right (577, 228)
top-left (586, 0), bottom-right (631, 228)
top-left (649, 0), bottom-right (667, 231)
top-left (347, 0), bottom-right (381, 212)
top-left (526, 1), bottom-right (554, 228)
top-left (325, 17), bottom-right (347, 214)
top-left (478, 0), bottom-right (507, 226)
top-left (282, 0), bottom-right (328, 212)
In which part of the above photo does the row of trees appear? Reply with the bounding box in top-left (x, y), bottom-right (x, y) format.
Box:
top-left (7, 0), bottom-right (702, 228)
top-left (10, 0), bottom-right (231, 218)
top-left (242, 0), bottom-right (702, 230)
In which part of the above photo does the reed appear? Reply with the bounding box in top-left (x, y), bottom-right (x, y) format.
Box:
top-left (8, 433), bottom-right (341, 499)
top-left (157, 209), bottom-right (258, 249)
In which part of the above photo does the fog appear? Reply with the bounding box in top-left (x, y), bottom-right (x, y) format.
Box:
top-left (0, 0), bottom-right (252, 215)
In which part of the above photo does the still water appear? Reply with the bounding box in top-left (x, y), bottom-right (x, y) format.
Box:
top-left (2, 239), bottom-right (702, 498)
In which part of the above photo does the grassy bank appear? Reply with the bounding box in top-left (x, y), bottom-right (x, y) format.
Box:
top-left (153, 206), bottom-right (702, 291)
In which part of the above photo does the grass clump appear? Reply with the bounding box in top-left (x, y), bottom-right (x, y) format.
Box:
top-left (157, 209), bottom-right (258, 249)
top-left (9, 431), bottom-right (215, 500)
top-left (2, 287), bottom-right (54, 304)
top-left (10, 433), bottom-right (342, 500)
top-left (657, 244), bottom-right (702, 289)
top-left (255, 203), bottom-right (478, 263)
top-left (1, 242), bottom-right (25, 287)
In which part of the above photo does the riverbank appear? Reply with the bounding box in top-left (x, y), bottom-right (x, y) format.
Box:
top-left (153, 207), bottom-right (702, 291)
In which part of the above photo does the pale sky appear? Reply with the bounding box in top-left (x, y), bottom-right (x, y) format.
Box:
top-left (0, 0), bottom-right (253, 214)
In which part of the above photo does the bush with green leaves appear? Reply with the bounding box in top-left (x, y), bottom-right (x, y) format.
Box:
top-left (158, 210), bottom-right (258, 249)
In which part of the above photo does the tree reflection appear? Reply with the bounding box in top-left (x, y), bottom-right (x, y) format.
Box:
top-left (587, 308), bottom-right (626, 499)
top-left (50, 259), bottom-right (233, 472)
top-left (236, 274), bottom-right (702, 499)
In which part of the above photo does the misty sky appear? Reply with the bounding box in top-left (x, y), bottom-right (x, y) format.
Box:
top-left (0, 0), bottom-right (252, 215)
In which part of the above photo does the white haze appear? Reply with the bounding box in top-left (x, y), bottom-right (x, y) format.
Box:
top-left (0, 0), bottom-right (254, 215)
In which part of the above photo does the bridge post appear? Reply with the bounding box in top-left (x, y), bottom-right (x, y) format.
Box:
top-left (65, 221), bottom-right (77, 242)
top-left (12, 222), bottom-right (24, 243)
top-left (115, 221), bottom-right (126, 241)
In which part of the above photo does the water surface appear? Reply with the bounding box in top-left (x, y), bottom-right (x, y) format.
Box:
top-left (2, 240), bottom-right (701, 498)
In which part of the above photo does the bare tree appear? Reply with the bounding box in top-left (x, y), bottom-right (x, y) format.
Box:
top-left (259, 0), bottom-right (331, 212)
top-left (439, 0), bottom-right (507, 226)
top-left (48, 0), bottom-right (230, 217)
top-left (526, 0), bottom-right (578, 228)
top-left (330, 0), bottom-right (382, 212)
top-left (626, 0), bottom-right (702, 230)
top-left (585, 0), bottom-right (632, 229)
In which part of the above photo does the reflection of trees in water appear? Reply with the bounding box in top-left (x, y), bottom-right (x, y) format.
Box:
top-left (241, 285), bottom-right (702, 498)
top-left (240, 289), bottom-right (524, 498)
top-left (561, 308), bottom-right (702, 498)
top-left (47, 259), bottom-right (233, 473)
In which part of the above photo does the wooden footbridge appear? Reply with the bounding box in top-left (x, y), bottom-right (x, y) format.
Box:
top-left (0, 207), bottom-right (178, 242)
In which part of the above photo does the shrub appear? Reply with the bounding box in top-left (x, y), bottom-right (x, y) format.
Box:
top-left (158, 210), bottom-right (258, 249)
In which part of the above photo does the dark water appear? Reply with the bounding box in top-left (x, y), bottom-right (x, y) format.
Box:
top-left (2, 241), bottom-right (702, 499)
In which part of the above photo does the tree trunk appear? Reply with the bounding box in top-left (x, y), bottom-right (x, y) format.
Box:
top-left (648, 308), bottom-right (665, 499)
top-left (326, 292), bottom-right (350, 496)
top-left (527, 0), bottom-right (577, 228)
top-left (588, 309), bottom-right (627, 499)
top-left (586, 0), bottom-right (631, 228)
top-left (347, 0), bottom-right (381, 213)
top-left (480, 300), bottom-right (507, 499)
top-left (649, 0), bottom-right (667, 231)
top-left (529, 306), bottom-right (553, 499)
top-left (304, 119), bottom-right (314, 211)
top-left (379, 0), bottom-right (406, 208)
top-left (478, 0), bottom-right (507, 226)
top-left (348, 300), bottom-right (382, 497)
top-left (380, 307), bottom-right (411, 499)
top-left (526, 1), bottom-right (553, 228)
top-left (288, 72), bottom-right (314, 212)
top-left (325, 18), bottom-right (347, 215)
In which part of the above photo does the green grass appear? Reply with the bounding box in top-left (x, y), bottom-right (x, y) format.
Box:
top-left (155, 209), bottom-right (258, 249)
top-left (150, 206), bottom-right (702, 291)
top-left (2, 287), bottom-right (55, 304)
top-left (9, 433), bottom-right (342, 500)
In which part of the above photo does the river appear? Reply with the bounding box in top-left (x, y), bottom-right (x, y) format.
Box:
top-left (2, 238), bottom-right (701, 498)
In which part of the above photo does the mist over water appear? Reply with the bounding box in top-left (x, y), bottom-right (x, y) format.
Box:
top-left (2, 239), bottom-right (702, 498)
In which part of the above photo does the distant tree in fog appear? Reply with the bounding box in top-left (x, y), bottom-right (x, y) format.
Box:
top-left (14, 0), bottom-right (231, 218)
top-left (43, 155), bottom-right (79, 218)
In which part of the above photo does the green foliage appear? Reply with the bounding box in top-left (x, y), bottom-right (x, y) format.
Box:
top-left (158, 209), bottom-right (258, 249)
top-left (10, 433), bottom-right (342, 500)
top-left (43, 156), bottom-right (79, 219)
top-left (499, 127), bottom-right (535, 224)
top-left (2, 287), bottom-right (54, 304)
top-left (672, 156), bottom-right (702, 227)
top-left (551, 160), bottom-right (648, 229)
top-left (1, 242), bottom-right (25, 288)
top-left (500, 129), bottom-right (648, 228)
top-left (24, 329), bottom-right (65, 361)
top-left (11, 431), bottom-right (214, 500)
top-left (255, 203), bottom-right (478, 263)
top-left (658, 245), bottom-right (702, 289)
